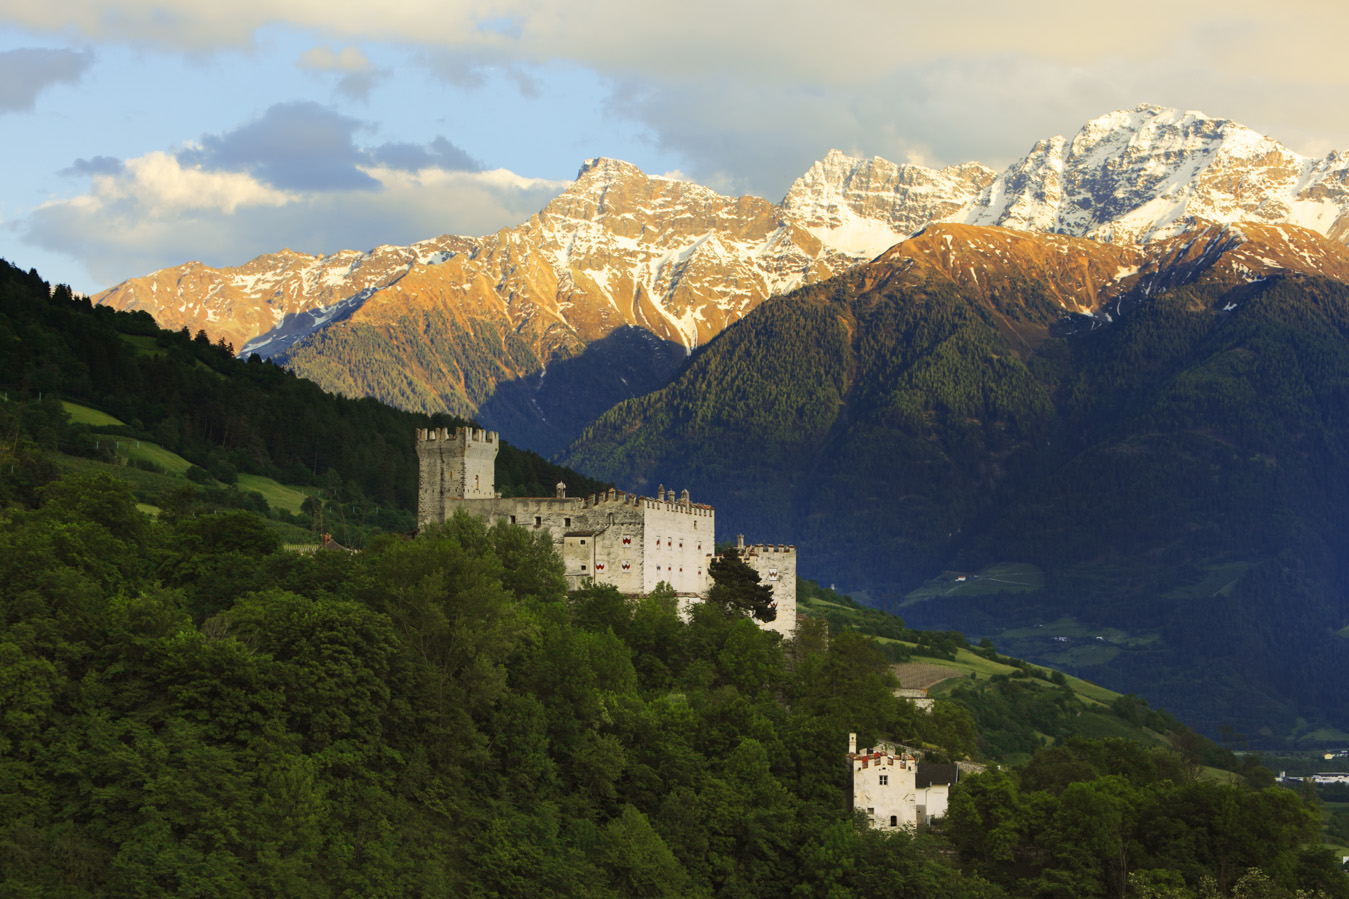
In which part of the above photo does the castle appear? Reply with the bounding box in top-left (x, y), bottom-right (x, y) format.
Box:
top-left (416, 427), bottom-right (797, 635)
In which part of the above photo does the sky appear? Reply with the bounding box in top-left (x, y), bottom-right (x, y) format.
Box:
top-left (3, 0), bottom-right (1349, 296)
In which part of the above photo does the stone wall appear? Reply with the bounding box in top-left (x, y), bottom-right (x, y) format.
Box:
top-left (741, 541), bottom-right (798, 636)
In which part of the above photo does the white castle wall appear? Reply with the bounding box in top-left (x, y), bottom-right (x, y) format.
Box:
top-left (640, 489), bottom-right (713, 594)
top-left (416, 428), bottom-right (794, 622)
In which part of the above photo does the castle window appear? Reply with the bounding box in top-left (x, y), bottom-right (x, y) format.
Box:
top-left (581, 564), bottom-right (587, 570)
top-left (596, 563), bottom-right (605, 571)
top-left (564, 517), bottom-right (571, 527)
top-left (679, 540), bottom-right (683, 548)
top-left (879, 775), bottom-right (888, 786)
top-left (622, 536), bottom-right (631, 545)
top-left (509, 515), bottom-right (516, 524)
top-left (535, 516), bottom-right (541, 527)
top-left (622, 561), bottom-right (631, 570)
top-left (580, 539), bottom-right (586, 545)
top-left (890, 815), bottom-right (898, 827)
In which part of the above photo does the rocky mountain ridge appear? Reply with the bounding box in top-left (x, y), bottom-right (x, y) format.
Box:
top-left (92, 105), bottom-right (1349, 432)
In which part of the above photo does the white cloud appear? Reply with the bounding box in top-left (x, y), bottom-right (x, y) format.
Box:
top-left (299, 44), bottom-right (372, 74)
top-left (7, 0), bottom-right (1349, 89)
top-left (23, 151), bottom-right (566, 286)
top-left (93, 151), bottom-right (294, 214)
top-left (9, 0), bottom-right (1349, 291)
top-left (9, 0), bottom-right (1349, 181)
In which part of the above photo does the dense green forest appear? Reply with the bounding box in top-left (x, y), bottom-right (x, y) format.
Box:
top-left (560, 248), bottom-right (1349, 742)
top-left (2, 464), bottom-right (1346, 897)
top-left (3, 258), bottom-right (1347, 896)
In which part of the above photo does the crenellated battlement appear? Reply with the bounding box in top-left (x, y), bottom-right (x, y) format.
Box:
top-left (416, 426), bottom-right (497, 447)
top-left (744, 543), bottom-right (795, 555)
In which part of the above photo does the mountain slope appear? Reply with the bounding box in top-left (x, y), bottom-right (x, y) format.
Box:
top-left (559, 222), bottom-right (1349, 740)
top-left (92, 106), bottom-right (1349, 454)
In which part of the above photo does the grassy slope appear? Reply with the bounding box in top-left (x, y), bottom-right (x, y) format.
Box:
top-left (235, 473), bottom-right (314, 515)
top-left (797, 585), bottom-right (1186, 760)
top-left (57, 400), bottom-right (313, 539)
top-left (63, 400), bottom-right (313, 514)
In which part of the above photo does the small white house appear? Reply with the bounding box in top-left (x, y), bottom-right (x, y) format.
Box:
top-left (848, 733), bottom-right (918, 829)
top-left (915, 763), bottom-right (960, 824)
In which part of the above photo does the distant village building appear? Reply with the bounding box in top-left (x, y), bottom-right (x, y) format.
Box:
top-left (848, 733), bottom-right (918, 830)
top-left (895, 687), bottom-right (935, 712)
top-left (848, 733), bottom-right (961, 830)
top-left (416, 426), bottom-right (796, 634)
top-left (1309, 773), bottom-right (1349, 784)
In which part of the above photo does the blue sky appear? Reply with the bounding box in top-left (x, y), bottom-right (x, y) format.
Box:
top-left (2, 0), bottom-right (1347, 295)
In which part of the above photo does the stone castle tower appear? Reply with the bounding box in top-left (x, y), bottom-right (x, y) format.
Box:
top-left (416, 427), bottom-right (499, 526)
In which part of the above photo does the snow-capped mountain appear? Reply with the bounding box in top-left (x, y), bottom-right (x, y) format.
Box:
top-left (780, 149), bottom-right (995, 256)
top-left (96, 157), bottom-right (883, 367)
top-left (951, 105), bottom-right (1349, 245)
top-left (92, 105), bottom-right (1349, 430)
top-left (95, 237), bottom-right (476, 361)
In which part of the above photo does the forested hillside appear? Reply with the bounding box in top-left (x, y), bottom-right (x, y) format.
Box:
top-left (561, 229), bottom-right (1349, 741)
top-left (0, 259), bottom-right (606, 539)
top-left (2, 466), bottom-right (1345, 897)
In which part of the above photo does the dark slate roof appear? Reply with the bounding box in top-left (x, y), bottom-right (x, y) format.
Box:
top-left (916, 763), bottom-right (960, 789)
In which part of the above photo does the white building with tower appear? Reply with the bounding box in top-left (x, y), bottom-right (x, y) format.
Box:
top-left (416, 426), bottom-right (797, 634)
top-left (848, 733), bottom-right (918, 829)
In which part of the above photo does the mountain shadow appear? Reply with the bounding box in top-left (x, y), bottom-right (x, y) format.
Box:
top-left (243, 289), bottom-right (377, 360)
top-left (476, 326), bottom-right (688, 457)
top-left (558, 225), bottom-right (1349, 742)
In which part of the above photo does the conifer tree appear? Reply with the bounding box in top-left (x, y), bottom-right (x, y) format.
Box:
top-left (707, 545), bottom-right (776, 622)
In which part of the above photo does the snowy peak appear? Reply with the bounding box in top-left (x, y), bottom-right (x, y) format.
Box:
top-left (781, 149), bottom-right (995, 257)
top-left (952, 104), bottom-right (1349, 247)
